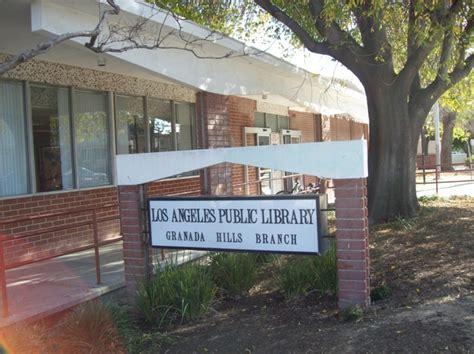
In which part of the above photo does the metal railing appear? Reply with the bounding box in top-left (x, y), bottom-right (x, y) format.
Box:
top-left (416, 162), bottom-right (473, 194)
top-left (0, 203), bottom-right (122, 318)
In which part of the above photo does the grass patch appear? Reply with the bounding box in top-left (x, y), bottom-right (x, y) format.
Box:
top-left (137, 262), bottom-right (216, 327)
top-left (278, 244), bottom-right (338, 299)
top-left (210, 252), bottom-right (258, 297)
top-left (392, 216), bottom-right (416, 231)
top-left (107, 302), bottom-right (173, 353)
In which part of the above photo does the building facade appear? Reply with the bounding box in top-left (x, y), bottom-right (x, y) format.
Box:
top-left (0, 0), bottom-right (369, 284)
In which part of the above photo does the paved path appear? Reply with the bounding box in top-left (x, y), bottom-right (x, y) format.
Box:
top-left (0, 242), bottom-right (124, 327)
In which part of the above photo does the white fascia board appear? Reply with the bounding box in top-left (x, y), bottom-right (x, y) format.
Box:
top-left (31, 0), bottom-right (368, 123)
top-left (117, 140), bottom-right (368, 185)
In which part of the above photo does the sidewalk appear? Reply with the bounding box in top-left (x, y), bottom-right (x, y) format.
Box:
top-left (416, 177), bottom-right (474, 198)
top-left (0, 242), bottom-right (125, 327)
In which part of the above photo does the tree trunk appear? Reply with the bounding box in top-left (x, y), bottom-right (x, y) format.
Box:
top-left (440, 109), bottom-right (456, 171)
top-left (366, 85), bottom-right (419, 224)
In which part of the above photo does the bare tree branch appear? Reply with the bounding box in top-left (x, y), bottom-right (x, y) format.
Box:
top-left (0, 31), bottom-right (90, 75)
top-left (0, 0), bottom-right (246, 77)
top-left (0, 0), bottom-right (119, 76)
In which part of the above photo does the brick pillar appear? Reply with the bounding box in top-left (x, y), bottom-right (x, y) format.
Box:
top-left (196, 92), bottom-right (233, 195)
top-left (334, 178), bottom-right (370, 309)
top-left (118, 185), bottom-right (151, 297)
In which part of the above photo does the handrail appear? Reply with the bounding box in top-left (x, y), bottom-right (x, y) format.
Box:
top-left (415, 162), bottom-right (473, 194)
top-left (0, 203), bottom-right (122, 318)
top-left (0, 202), bottom-right (118, 226)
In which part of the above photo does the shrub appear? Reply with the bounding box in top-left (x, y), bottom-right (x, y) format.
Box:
top-left (370, 284), bottom-right (392, 302)
top-left (279, 244), bottom-right (338, 299)
top-left (136, 262), bottom-right (215, 327)
top-left (253, 252), bottom-right (279, 264)
top-left (278, 256), bottom-right (314, 299)
top-left (58, 300), bottom-right (124, 353)
top-left (209, 252), bottom-right (258, 297)
top-left (340, 305), bottom-right (364, 321)
top-left (313, 244), bottom-right (338, 295)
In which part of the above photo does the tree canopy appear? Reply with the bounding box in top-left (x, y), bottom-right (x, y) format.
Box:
top-left (158, 0), bottom-right (473, 223)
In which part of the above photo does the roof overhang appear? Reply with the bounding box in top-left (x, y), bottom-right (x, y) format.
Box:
top-left (21, 0), bottom-right (369, 123)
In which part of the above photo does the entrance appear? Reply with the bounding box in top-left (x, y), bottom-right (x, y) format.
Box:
top-left (243, 127), bottom-right (302, 195)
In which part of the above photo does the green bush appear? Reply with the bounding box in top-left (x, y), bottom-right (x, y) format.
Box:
top-left (340, 305), bottom-right (364, 321)
top-left (465, 155), bottom-right (474, 165)
top-left (254, 252), bottom-right (279, 264)
top-left (209, 252), bottom-right (258, 297)
top-left (370, 284), bottom-right (392, 302)
top-left (278, 256), bottom-right (314, 299)
top-left (136, 262), bottom-right (216, 327)
top-left (279, 244), bottom-right (338, 299)
top-left (314, 244), bottom-right (338, 295)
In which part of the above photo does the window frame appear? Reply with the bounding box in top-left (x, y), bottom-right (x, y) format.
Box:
top-left (254, 111), bottom-right (290, 132)
top-left (0, 78), bottom-right (198, 199)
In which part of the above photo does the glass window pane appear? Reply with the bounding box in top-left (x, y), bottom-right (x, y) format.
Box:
top-left (31, 85), bottom-right (73, 192)
top-left (254, 112), bottom-right (265, 127)
top-left (148, 98), bottom-right (173, 152)
top-left (116, 95), bottom-right (145, 154)
top-left (0, 81), bottom-right (28, 197)
top-left (278, 115), bottom-right (289, 129)
top-left (266, 114), bottom-right (278, 132)
top-left (175, 103), bottom-right (195, 151)
top-left (74, 90), bottom-right (111, 188)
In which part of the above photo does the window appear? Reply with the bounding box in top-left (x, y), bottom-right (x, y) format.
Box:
top-left (148, 98), bottom-right (173, 152)
top-left (147, 99), bottom-right (196, 153)
top-left (0, 78), bottom-right (196, 198)
top-left (115, 95), bottom-right (146, 154)
top-left (31, 84), bottom-right (73, 192)
top-left (254, 112), bottom-right (289, 132)
top-left (175, 102), bottom-right (195, 151)
top-left (278, 115), bottom-right (289, 130)
top-left (0, 81), bottom-right (28, 197)
top-left (74, 90), bottom-right (112, 188)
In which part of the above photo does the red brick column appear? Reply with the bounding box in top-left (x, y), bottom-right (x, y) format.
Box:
top-left (118, 185), bottom-right (151, 297)
top-left (334, 178), bottom-right (370, 308)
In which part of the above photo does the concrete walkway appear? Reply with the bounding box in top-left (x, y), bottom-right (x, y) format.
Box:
top-left (0, 242), bottom-right (125, 327)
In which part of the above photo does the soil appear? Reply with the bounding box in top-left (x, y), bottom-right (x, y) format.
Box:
top-left (162, 196), bottom-right (474, 353)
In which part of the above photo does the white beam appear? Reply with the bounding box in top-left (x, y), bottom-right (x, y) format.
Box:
top-left (116, 140), bottom-right (368, 185)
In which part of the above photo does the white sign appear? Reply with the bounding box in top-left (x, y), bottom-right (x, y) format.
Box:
top-left (148, 196), bottom-right (321, 254)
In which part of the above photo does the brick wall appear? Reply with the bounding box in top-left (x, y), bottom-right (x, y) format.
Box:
top-left (197, 92), bottom-right (233, 195)
top-left (228, 96), bottom-right (258, 195)
top-left (0, 187), bottom-right (120, 267)
top-left (146, 176), bottom-right (202, 197)
top-left (328, 115), bottom-right (368, 141)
